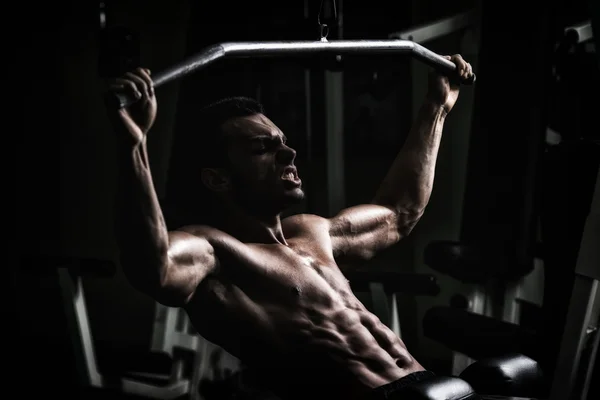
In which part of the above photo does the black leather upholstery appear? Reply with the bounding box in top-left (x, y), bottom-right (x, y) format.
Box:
top-left (459, 353), bottom-right (545, 397)
top-left (423, 240), bottom-right (532, 283)
top-left (423, 306), bottom-right (539, 361)
top-left (398, 376), bottom-right (480, 400)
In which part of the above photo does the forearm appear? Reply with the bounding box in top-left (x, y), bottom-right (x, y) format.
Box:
top-left (373, 100), bottom-right (447, 214)
top-left (115, 142), bottom-right (170, 291)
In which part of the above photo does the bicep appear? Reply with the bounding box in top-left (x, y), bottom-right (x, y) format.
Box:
top-left (329, 204), bottom-right (415, 264)
top-left (160, 229), bottom-right (219, 306)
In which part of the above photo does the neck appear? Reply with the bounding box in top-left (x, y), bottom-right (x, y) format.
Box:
top-left (216, 203), bottom-right (288, 245)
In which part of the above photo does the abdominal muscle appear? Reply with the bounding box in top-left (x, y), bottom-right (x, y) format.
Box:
top-left (186, 262), bottom-right (423, 400)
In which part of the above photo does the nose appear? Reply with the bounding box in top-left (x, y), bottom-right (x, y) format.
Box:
top-left (276, 144), bottom-right (296, 165)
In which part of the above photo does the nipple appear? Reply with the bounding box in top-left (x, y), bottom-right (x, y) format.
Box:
top-left (292, 286), bottom-right (302, 296)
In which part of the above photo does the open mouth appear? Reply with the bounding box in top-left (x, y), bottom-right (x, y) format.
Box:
top-left (282, 171), bottom-right (296, 180)
top-left (281, 167), bottom-right (301, 185)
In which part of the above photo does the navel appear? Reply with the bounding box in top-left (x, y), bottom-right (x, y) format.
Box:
top-left (292, 285), bottom-right (302, 296)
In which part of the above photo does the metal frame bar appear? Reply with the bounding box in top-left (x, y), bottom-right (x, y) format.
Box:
top-left (549, 277), bottom-right (599, 400)
top-left (323, 0), bottom-right (345, 219)
top-left (325, 69), bottom-right (345, 216)
top-left (564, 20), bottom-right (593, 44)
top-left (581, 314), bottom-right (600, 400)
top-left (389, 10), bottom-right (476, 44)
top-left (151, 304), bottom-right (200, 355)
top-left (58, 270), bottom-right (192, 399)
top-left (58, 270), bottom-right (105, 388)
top-left (550, 165), bottom-right (600, 399)
top-left (369, 283), bottom-right (402, 338)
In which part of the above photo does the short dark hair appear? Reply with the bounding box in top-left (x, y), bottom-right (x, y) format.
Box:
top-left (195, 96), bottom-right (265, 168)
top-left (164, 96), bottom-right (265, 228)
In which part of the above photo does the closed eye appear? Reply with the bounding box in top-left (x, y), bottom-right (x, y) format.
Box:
top-left (251, 136), bottom-right (287, 154)
top-left (252, 146), bottom-right (268, 155)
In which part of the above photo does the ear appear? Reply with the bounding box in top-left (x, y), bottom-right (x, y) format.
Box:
top-left (201, 168), bottom-right (231, 193)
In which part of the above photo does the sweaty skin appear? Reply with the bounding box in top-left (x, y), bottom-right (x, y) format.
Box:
top-left (109, 57), bottom-right (473, 400)
top-left (181, 217), bottom-right (421, 400)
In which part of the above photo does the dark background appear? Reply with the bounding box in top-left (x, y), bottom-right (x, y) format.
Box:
top-left (11, 0), bottom-right (600, 398)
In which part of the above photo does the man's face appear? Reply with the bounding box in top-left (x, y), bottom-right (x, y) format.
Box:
top-left (221, 113), bottom-right (304, 214)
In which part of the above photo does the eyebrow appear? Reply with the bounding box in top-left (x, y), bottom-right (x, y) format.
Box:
top-left (247, 134), bottom-right (287, 143)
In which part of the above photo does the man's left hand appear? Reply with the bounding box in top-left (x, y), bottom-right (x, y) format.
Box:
top-left (426, 54), bottom-right (473, 114)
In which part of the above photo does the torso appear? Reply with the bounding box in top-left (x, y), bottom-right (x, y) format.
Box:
top-left (184, 215), bottom-right (422, 400)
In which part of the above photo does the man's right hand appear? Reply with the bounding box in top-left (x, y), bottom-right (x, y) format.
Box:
top-left (108, 67), bottom-right (157, 146)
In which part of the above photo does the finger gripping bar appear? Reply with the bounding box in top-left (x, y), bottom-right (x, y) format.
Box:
top-left (111, 40), bottom-right (475, 109)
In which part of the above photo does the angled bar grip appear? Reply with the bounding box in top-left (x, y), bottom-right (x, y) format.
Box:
top-left (109, 39), bottom-right (475, 109)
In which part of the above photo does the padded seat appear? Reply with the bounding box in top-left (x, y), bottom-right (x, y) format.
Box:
top-left (396, 376), bottom-right (480, 399)
top-left (423, 306), bottom-right (540, 361)
top-left (203, 354), bottom-right (546, 399)
top-left (222, 370), bottom-right (480, 400)
top-left (423, 241), bottom-right (532, 283)
top-left (459, 354), bottom-right (546, 398)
